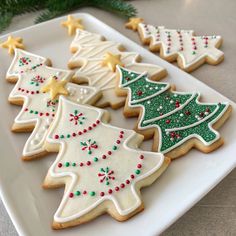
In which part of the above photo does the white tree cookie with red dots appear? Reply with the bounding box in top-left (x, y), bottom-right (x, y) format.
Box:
top-left (68, 29), bottom-right (167, 109)
top-left (136, 23), bottom-right (224, 72)
top-left (6, 49), bottom-right (101, 160)
top-left (43, 97), bottom-right (170, 229)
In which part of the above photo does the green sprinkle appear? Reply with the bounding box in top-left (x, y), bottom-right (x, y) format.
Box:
top-left (88, 150), bottom-right (92, 155)
top-left (67, 134), bottom-right (71, 138)
top-left (34, 111), bottom-right (38, 114)
top-left (135, 169), bottom-right (141, 175)
top-left (106, 182), bottom-right (109, 185)
top-left (75, 191), bottom-right (80, 196)
top-left (60, 135), bottom-right (64, 139)
top-left (89, 191), bottom-right (95, 196)
top-left (72, 162), bottom-right (76, 166)
top-left (112, 145), bottom-right (117, 150)
top-left (192, 51), bottom-right (196, 55)
top-left (65, 162), bottom-right (70, 167)
top-left (30, 110), bottom-right (33, 113)
top-left (94, 157), bottom-right (98, 162)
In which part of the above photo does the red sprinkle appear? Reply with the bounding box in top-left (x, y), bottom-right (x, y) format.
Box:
top-left (102, 155), bottom-right (106, 159)
top-left (100, 192), bottom-right (105, 197)
top-left (54, 135), bottom-right (59, 139)
top-left (108, 151), bottom-right (112, 155)
top-left (126, 180), bottom-right (130, 184)
top-left (116, 140), bottom-right (121, 144)
top-left (120, 183), bottom-right (125, 188)
top-left (69, 193), bottom-right (74, 198)
top-left (115, 187), bottom-right (120, 191)
top-left (137, 164), bottom-right (142, 168)
top-left (108, 189), bottom-right (113, 194)
top-left (58, 163), bottom-right (62, 168)
top-left (72, 133), bottom-right (76, 137)
top-left (131, 174), bottom-right (135, 179)
top-left (83, 191), bottom-right (87, 195)
top-left (80, 162), bottom-right (84, 167)
top-left (140, 155), bottom-right (144, 159)
top-left (86, 161), bottom-right (91, 166)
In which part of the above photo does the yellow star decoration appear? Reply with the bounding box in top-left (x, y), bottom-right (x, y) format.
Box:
top-left (125, 17), bottom-right (144, 31)
top-left (61, 15), bottom-right (84, 36)
top-left (0, 35), bottom-right (25, 55)
top-left (101, 52), bottom-right (124, 72)
top-left (41, 76), bottom-right (69, 100)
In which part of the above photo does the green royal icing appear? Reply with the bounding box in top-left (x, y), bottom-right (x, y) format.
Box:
top-left (119, 67), bottom-right (228, 153)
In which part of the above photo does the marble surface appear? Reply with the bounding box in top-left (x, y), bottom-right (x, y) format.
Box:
top-left (0, 0), bottom-right (236, 235)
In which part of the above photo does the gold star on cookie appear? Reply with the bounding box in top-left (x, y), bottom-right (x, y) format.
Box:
top-left (41, 76), bottom-right (68, 99)
top-left (61, 15), bottom-right (84, 36)
top-left (0, 35), bottom-right (25, 55)
top-left (101, 52), bottom-right (124, 72)
top-left (125, 18), bottom-right (144, 31)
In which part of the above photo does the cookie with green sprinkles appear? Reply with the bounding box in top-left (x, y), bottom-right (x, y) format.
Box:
top-left (116, 66), bottom-right (232, 159)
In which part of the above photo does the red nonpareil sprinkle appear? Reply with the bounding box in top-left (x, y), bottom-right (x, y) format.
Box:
top-left (126, 180), bottom-right (130, 184)
top-left (39, 112), bottom-right (43, 116)
top-left (119, 135), bottom-right (123, 139)
top-left (140, 155), bottom-right (144, 159)
top-left (58, 163), bottom-right (62, 168)
top-left (116, 140), bottom-right (121, 144)
top-left (166, 119), bottom-right (171, 124)
top-left (88, 126), bottom-right (92, 130)
top-left (72, 133), bottom-right (76, 137)
top-left (108, 189), bottom-right (113, 194)
top-left (137, 164), bottom-right (142, 169)
top-left (96, 120), bottom-right (100, 124)
top-left (54, 135), bottom-right (59, 139)
top-left (115, 187), bottom-right (120, 191)
top-left (100, 192), bottom-right (105, 197)
top-left (78, 131), bottom-right (82, 135)
top-left (24, 108), bottom-right (28, 111)
top-left (80, 162), bottom-right (84, 167)
top-left (86, 161), bottom-right (91, 166)
top-left (83, 129), bottom-right (87, 133)
top-left (83, 191), bottom-right (87, 195)
top-left (102, 155), bottom-right (106, 159)
top-left (69, 193), bottom-right (74, 198)
top-left (108, 151), bottom-right (112, 155)
top-left (130, 174), bottom-right (135, 179)
top-left (137, 90), bottom-right (143, 96)
top-left (120, 131), bottom-right (124, 134)
top-left (92, 123), bottom-right (97, 127)
top-left (120, 183), bottom-right (125, 188)
top-left (46, 113), bottom-right (49, 116)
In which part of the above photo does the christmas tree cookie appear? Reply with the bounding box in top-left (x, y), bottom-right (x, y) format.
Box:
top-left (43, 97), bottom-right (170, 229)
top-left (135, 23), bottom-right (224, 72)
top-left (6, 49), bottom-right (101, 160)
top-left (116, 66), bottom-right (231, 159)
top-left (68, 29), bottom-right (167, 109)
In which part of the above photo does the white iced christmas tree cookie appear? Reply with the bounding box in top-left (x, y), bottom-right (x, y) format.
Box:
top-left (137, 23), bottom-right (224, 72)
top-left (7, 49), bottom-right (101, 160)
top-left (68, 29), bottom-right (167, 109)
top-left (43, 97), bottom-right (170, 229)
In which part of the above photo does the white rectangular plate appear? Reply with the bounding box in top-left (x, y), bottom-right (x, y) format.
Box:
top-left (0, 13), bottom-right (235, 236)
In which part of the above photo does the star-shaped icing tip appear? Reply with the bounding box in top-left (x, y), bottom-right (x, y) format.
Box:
top-left (0, 35), bottom-right (25, 55)
top-left (41, 76), bottom-right (69, 99)
top-left (61, 15), bottom-right (84, 36)
top-left (101, 52), bottom-right (124, 72)
top-left (125, 18), bottom-right (144, 31)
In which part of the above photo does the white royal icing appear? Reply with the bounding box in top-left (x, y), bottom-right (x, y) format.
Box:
top-left (46, 97), bottom-right (165, 223)
top-left (7, 49), bottom-right (99, 158)
top-left (138, 23), bottom-right (224, 69)
top-left (69, 29), bottom-right (166, 107)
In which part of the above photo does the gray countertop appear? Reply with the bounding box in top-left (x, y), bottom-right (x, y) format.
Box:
top-left (1, 0), bottom-right (236, 235)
